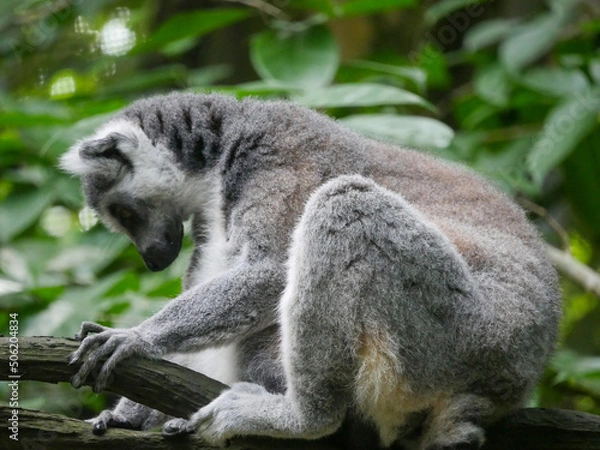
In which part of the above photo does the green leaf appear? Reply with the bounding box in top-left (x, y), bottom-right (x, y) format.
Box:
top-left (250, 25), bottom-right (339, 90)
top-left (287, 0), bottom-right (416, 16)
top-left (47, 232), bottom-right (130, 276)
top-left (28, 285), bottom-right (65, 302)
top-left (415, 44), bottom-right (450, 89)
top-left (4, 239), bottom-right (62, 285)
top-left (0, 111), bottom-right (71, 126)
top-left (139, 8), bottom-right (251, 52)
top-left (425, 0), bottom-right (489, 25)
top-left (293, 83), bottom-right (435, 111)
top-left (160, 37), bottom-right (200, 57)
top-left (552, 349), bottom-right (600, 381)
top-left (104, 272), bottom-right (140, 297)
top-left (499, 12), bottom-right (567, 74)
top-left (188, 65), bottom-right (231, 87)
top-left (590, 57), bottom-right (600, 85)
top-left (340, 0), bottom-right (417, 16)
top-left (340, 114), bottom-right (454, 149)
top-left (287, 0), bottom-right (339, 15)
top-left (463, 18), bottom-right (520, 52)
top-left (547, 0), bottom-right (583, 16)
top-left (0, 247), bottom-right (32, 286)
top-left (33, 113), bottom-right (112, 160)
top-left (471, 138), bottom-right (536, 194)
top-left (527, 89), bottom-right (600, 184)
top-left (347, 61), bottom-right (427, 93)
top-left (519, 68), bottom-right (590, 97)
top-left (0, 189), bottom-right (54, 243)
top-left (474, 64), bottom-right (511, 107)
top-left (208, 81), bottom-right (302, 98)
top-left (100, 65), bottom-right (189, 96)
top-left (22, 272), bottom-right (129, 337)
top-left (562, 130), bottom-right (600, 232)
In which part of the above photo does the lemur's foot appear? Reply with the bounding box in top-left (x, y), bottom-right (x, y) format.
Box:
top-left (163, 382), bottom-right (272, 447)
top-left (87, 410), bottom-right (136, 435)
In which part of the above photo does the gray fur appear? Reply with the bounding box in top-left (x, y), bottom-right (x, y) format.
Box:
top-left (61, 93), bottom-right (560, 449)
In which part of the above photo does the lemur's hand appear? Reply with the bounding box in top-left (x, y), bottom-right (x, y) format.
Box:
top-left (70, 322), bottom-right (161, 392)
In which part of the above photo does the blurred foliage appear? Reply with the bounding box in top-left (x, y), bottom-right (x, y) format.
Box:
top-left (1, 0), bottom-right (599, 420)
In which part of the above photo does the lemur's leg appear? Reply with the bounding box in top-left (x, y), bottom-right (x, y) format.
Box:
top-left (418, 395), bottom-right (494, 450)
top-left (163, 175), bottom-right (492, 448)
top-left (90, 397), bottom-right (168, 435)
top-left (90, 347), bottom-right (238, 434)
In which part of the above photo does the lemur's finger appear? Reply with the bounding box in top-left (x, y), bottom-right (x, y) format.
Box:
top-left (72, 335), bottom-right (120, 388)
top-left (69, 331), bottom-right (107, 364)
top-left (95, 344), bottom-right (132, 392)
top-left (75, 321), bottom-right (109, 340)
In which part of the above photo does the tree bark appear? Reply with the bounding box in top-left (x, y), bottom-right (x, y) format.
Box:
top-left (0, 336), bottom-right (224, 417)
top-left (0, 407), bottom-right (339, 450)
top-left (1, 337), bottom-right (600, 450)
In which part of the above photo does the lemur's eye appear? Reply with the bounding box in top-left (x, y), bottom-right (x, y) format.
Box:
top-left (109, 204), bottom-right (134, 224)
top-left (118, 207), bottom-right (132, 219)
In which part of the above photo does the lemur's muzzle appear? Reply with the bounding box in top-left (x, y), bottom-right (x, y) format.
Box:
top-left (140, 222), bottom-right (184, 272)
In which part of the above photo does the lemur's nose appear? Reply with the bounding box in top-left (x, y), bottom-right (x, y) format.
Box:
top-left (141, 236), bottom-right (181, 272)
top-left (142, 244), bottom-right (174, 272)
top-left (145, 259), bottom-right (159, 271)
top-left (164, 222), bottom-right (184, 246)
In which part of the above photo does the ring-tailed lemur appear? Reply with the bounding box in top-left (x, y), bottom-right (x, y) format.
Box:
top-left (61, 93), bottom-right (560, 450)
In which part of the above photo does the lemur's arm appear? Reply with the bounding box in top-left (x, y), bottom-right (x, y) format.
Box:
top-left (141, 259), bottom-right (285, 350)
top-left (70, 259), bottom-right (285, 391)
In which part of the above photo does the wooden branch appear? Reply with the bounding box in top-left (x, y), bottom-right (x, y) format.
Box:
top-left (218, 0), bottom-right (290, 20)
top-left (0, 407), bottom-right (337, 450)
top-left (546, 244), bottom-right (600, 298)
top-left (484, 408), bottom-right (600, 450)
top-left (0, 406), bottom-right (210, 450)
top-left (0, 337), bottom-right (336, 450)
top-left (2, 337), bottom-right (600, 450)
top-left (519, 198), bottom-right (600, 298)
top-left (0, 336), bottom-right (225, 417)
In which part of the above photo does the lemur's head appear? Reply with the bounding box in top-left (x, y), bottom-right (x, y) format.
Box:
top-left (61, 118), bottom-right (188, 271)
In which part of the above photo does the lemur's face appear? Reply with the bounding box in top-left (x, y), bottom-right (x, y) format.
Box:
top-left (61, 119), bottom-right (186, 271)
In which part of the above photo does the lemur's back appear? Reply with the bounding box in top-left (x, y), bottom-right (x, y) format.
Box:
top-left (235, 97), bottom-right (549, 259)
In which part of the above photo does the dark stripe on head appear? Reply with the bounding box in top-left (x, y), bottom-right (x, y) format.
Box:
top-left (208, 108), bottom-right (223, 140)
top-left (116, 93), bottom-right (237, 174)
top-left (134, 111), bottom-right (145, 132)
top-left (194, 133), bottom-right (206, 170)
top-left (156, 109), bottom-right (164, 135)
top-left (172, 126), bottom-right (183, 157)
top-left (183, 107), bottom-right (193, 133)
top-left (223, 132), bottom-right (262, 174)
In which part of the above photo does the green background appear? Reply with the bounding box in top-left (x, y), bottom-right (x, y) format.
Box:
top-left (1, 0), bottom-right (599, 420)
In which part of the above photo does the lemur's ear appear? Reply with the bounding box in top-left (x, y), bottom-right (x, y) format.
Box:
top-left (79, 133), bottom-right (133, 169)
top-left (60, 132), bottom-right (133, 176)
top-left (79, 134), bottom-right (119, 159)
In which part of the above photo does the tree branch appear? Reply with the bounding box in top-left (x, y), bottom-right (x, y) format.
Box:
top-left (2, 337), bottom-right (600, 450)
top-left (546, 244), bottom-right (600, 298)
top-left (0, 336), bottom-right (225, 417)
top-left (0, 407), bottom-right (339, 450)
top-left (217, 0), bottom-right (289, 20)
